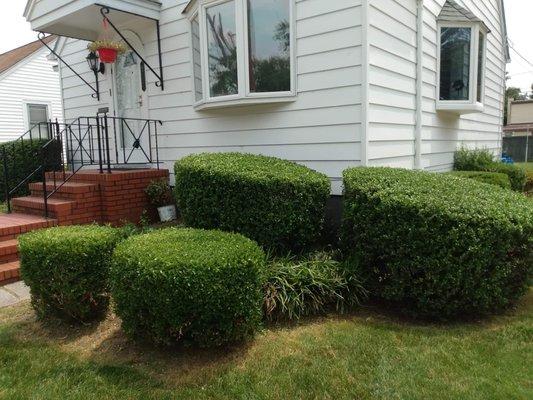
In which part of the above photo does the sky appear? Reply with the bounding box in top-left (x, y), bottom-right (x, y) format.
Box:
top-left (0, 0), bottom-right (532, 92)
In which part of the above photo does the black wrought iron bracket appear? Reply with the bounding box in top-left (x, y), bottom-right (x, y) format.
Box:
top-left (38, 32), bottom-right (101, 101)
top-left (100, 6), bottom-right (164, 91)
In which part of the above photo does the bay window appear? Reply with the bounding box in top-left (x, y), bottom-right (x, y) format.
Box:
top-left (437, 22), bottom-right (487, 114)
top-left (186, 0), bottom-right (294, 108)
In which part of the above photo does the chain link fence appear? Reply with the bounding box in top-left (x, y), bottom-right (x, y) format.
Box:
top-left (502, 135), bottom-right (532, 162)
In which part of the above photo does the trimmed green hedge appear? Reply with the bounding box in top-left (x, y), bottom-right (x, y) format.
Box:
top-left (110, 228), bottom-right (266, 347)
top-left (0, 138), bottom-right (62, 201)
top-left (489, 163), bottom-right (527, 192)
top-left (19, 225), bottom-right (123, 322)
top-left (453, 147), bottom-right (527, 191)
top-left (174, 153), bottom-right (330, 252)
top-left (447, 171), bottom-right (511, 189)
top-left (525, 170), bottom-right (533, 193)
top-left (341, 167), bottom-right (533, 319)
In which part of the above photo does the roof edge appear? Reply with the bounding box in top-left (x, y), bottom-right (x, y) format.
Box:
top-left (438, 0), bottom-right (491, 33)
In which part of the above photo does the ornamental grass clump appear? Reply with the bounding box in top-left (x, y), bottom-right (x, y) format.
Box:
top-left (341, 167), bottom-right (533, 320)
top-left (263, 251), bottom-right (367, 322)
top-left (174, 152), bottom-right (330, 252)
top-left (19, 225), bottom-right (123, 322)
top-left (110, 228), bottom-right (266, 347)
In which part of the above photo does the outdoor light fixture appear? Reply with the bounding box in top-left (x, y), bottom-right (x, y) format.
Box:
top-left (86, 51), bottom-right (105, 75)
top-left (86, 51), bottom-right (103, 101)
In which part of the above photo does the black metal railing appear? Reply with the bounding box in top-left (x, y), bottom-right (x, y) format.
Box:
top-left (1, 111), bottom-right (162, 218)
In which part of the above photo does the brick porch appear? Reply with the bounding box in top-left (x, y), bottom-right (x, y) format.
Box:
top-left (0, 168), bottom-right (169, 285)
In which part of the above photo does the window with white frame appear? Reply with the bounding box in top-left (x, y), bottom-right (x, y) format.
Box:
top-left (26, 103), bottom-right (50, 137)
top-left (187, 0), bottom-right (293, 108)
top-left (437, 22), bottom-right (487, 114)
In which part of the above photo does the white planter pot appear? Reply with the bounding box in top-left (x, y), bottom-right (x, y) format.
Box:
top-left (157, 205), bottom-right (177, 222)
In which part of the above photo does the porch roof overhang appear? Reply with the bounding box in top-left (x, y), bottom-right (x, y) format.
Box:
top-left (24, 0), bottom-right (162, 41)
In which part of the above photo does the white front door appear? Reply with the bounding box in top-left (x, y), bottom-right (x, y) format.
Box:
top-left (114, 33), bottom-right (149, 164)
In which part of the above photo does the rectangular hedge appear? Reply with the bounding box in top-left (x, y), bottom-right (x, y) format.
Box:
top-left (0, 139), bottom-right (62, 201)
top-left (453, 147), bottom-right (527, 191)
top-left (447, 171), bottom-right (511, 189)
top-left (341, 167), bottom-right (533, 319)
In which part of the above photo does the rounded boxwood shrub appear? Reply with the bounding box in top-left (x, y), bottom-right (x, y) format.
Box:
top-left (341, 167), bottom-right (533, 319)
top-left (19, 225), bottom-right (123, 322)
top-left (174, 152), bottom-right (330, 252)
top-left (110, 227), bottom-right (266, 347)
top-left (447, 171), bottom-right (511, 189)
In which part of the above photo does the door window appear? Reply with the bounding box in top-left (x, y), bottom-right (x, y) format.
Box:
top-left (116, 50), bottom-right (142, 149)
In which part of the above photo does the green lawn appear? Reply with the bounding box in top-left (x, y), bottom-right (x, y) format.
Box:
top-left (0, 293), bottom-right (531, 400)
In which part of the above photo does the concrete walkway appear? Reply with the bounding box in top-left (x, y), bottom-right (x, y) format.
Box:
top-left (0, 281), bottom-right (30, 307)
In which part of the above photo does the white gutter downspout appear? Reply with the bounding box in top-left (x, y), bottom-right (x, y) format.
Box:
top-left (415, 0), bottom-right (424, 169)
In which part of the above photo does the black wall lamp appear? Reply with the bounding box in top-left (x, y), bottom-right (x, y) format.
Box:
top-left (86, 51), bottom-right (104, 101)
top-left (86, 51), bottom-right (106, 75)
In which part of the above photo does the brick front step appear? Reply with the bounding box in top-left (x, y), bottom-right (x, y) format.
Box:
top-left (28, 181), bottom-right (98, 199)
top-left (0, 240), bottom-right (19, 263)
top-left (0, 214), bottom-right (57, 286)
top-left (46, 169), bottom-right (167, 182)
top-left (0, 261), bottom-right (20, 285)
top-left (0, 213), bottom-right (57, 242)
top-left (12, 196), bottom-right (74, 217)
top-left (1, 168), bottom-right (169, 286)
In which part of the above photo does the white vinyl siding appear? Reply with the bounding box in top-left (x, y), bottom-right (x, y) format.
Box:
top-left (56, 0), bottom-right (507, 192)
top-left (0, 46), bottom-right (63, 142)
top-left (367, 0), bottom-right (417, 168)
top-left (367, 0), bottom-right (505, 170)
top-left (422, 0), bottom-right (505, 171)
top-left (59, 0), bottom-right (364, 194)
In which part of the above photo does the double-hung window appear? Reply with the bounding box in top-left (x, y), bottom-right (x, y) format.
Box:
top-left (437, 22), bottom-right (488, 114)
top-left (26, 103), bottom-right (50, 138)
top-left (186, 0), bottom-right (294, 109)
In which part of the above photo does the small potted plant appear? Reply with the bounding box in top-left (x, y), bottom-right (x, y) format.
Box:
top-left (87, 40), bottom-right (127, 64)
top-left (144, 179), bottom-right (177, 222)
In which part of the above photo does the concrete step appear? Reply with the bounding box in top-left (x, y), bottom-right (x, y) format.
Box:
top-left (0, 261), bottom-right (20, 286)
top-left (0, 239), bottom-right (19, 263)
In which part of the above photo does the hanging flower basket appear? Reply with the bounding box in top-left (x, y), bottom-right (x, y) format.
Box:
top-left (87, 40), bottom-right (127, 64)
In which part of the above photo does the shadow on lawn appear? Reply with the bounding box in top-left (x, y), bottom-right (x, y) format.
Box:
top-left (0, 290), bottom-right (531, 398)
top-left (3, 290), bottom-right (531, 384)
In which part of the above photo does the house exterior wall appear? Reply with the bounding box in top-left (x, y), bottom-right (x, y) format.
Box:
top-left (368, 0), bottom-right (507, 171)
top-left (0, 46), bottom-right (63, 142)
top-left (421, 0), bottom-right (506, 171)
top-left (367, 0), bottom-right (418, 168)
top-left (56, 0), bottom-right (507, 193)
top-left (59, 0), bottom-right (364, 194)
